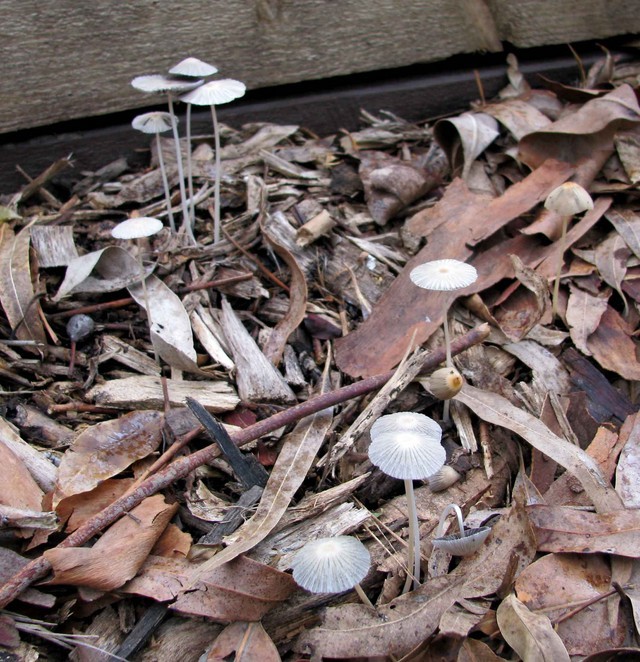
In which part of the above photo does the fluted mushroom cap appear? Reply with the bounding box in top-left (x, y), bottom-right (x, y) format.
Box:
top-left (432, 526), bottom-right (491, 556)
top-left (292, 536), bottom-right (371, 593)
top-left (169, 57), bottom-right (218, 78)
top-left (132, 111), bottom-right (174, 134)
top-left (410, 259), bottom-right (478, 291)
top-left (131, 74), bottom-right (203, 94)
top-left (369, 412), bottom-right (444, 480)
top-left (180, 78), bottom-right (246, 106)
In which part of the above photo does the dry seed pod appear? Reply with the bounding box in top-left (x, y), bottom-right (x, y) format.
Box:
top-left (428, 465), bottom-right (462, 492)
top-left (429, 367), bottom-right (464, 400)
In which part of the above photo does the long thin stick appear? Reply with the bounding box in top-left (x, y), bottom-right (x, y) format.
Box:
top-left (0, 324), bottom-right (489, 608)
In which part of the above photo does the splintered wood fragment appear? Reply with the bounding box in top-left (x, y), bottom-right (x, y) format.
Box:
top-left (219, 297), bottom-right (295, 404)
top-left (12, 404), bottom-right (74, 448)
top-left (0, 505), bottom-right (58, 530)
top-left (295, 210), bottom-right (336, 246)
top-left (115, 602), bottom-right (168, 660)
top-left (98, 334), bottom-right (161, 376)
top-left (189, 305), bottom-right (234, 370)
top-left (29, 225), bottom-right (78, 267)
top-left (197, 485), bottom-right (264, 546)
top-left (186, 398), bottom-right (268, 489)
top-left (87, 376), bottom-right (239, 412)
top-left (12, 155), bottom-right (73, 205)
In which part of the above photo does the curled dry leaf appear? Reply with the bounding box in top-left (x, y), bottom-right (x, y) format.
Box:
top-left (44, 494), bottom-right (177, 591)
top-left (206, 622), bottom-right (281, 662)
top-left (0, 437), bottom-right (43, 513)
top-left (496, 593), bottom-right (570, 662)
top-left (605, 208), bottom-right (640, 259)
top-left (565, 284), bottom-right (609, 356)
top-left (53, 246), bottom-right (151, 300)
top-left (615, 413), bottom-right (640, 508)
top-left (0, 224), bottom-right (46, 351)
top-left (53, 410), bottom-right (164, 508)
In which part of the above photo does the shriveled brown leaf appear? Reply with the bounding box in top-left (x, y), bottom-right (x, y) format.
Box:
top-left (0, 437), bottom-right (43, 513)
top-left (586, 305), bottom-right (640, 380)
top-left (515, 553), bottom-right (623, 656)
top-left (615, 413), bottom-right (640, 508)
top-left (0, 224), bottom-right (46, 349)
top-left (528, 504), bottom-right (640, 557)
top-left (207, 622), bottom-right (281, 662)
top-left (496, 593), bottom-right (570, 662)
top-left (53, 410), bottom-right (164, 507)
top-left (44, 494), bottom-right (177, 590)
top-left (605, 208), bottom-right (640, 259)
top-left (260, 217), bottom-right (308, 366)
top-left (458, 637), bottom-right (504, 661)
top-left (483, 98), bottom-right (552, 140)
top-left (594, 231), bottom-right (630, 307)
top-left (565, 284), bottom-right (609, 356)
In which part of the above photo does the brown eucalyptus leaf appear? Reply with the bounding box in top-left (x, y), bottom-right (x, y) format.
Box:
top-left (53, 246), bottom-right (149, 300)
top-left (565, 284), bottom-right (609, 356)
top-left (615, 131), bottom-right (640, 183)
top-left (528, 504), bottom-right (640, 556)
top-left (615, 413), bottom-right (640, 508)
top-left (0, 437), bottom-right (43, 513)
top-left (519, 84), bottom-right (640, 169)
top-left (496, 593), bottom-right (570, 662)
top-left (207, 622), bottom-right (281, 662)
top-left (455, 385), bottom-right (622, 513)
top-left (128, 276), bottom-right (200, 373)
top-left (458, 637), bottom-right (504, 661)
top-left (586, 305), bottom-right (640, 380)
top-left (0, 224), bottom-right (46, 349)
top-left (483, 98), bottom-right (552, 140)
top-left (260, 219), bottom-right (308, 366)
top-left (515, 553), bottom-right (622, 656)
top-left (605, 208), bottom-right (640, 258)
top-left (184, 364), bottom-right (333, 589)
top-left (44, 495), bottom-right (177, 590)
top-left (594, 231), bottom-right (630, 305)
top-left (53, 410), bottom-right (164, 507)
top-left (434, 112), bottom-right (500, 179)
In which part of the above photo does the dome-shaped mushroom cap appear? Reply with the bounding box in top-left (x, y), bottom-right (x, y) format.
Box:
top-left (410, 259), bottom-right (478, 291)
top-left (169, 57), bottom-right (218, 78)
top-left (132, 111), bottom-right (175, 134)
top-left (432, 526), bottom-right (491, 556)
top-left (292, 536), bottom-right (371, 593)
top-left (369, 412), bottom-right (444, 480)
top-left (180, 79), bottom-right (246, 106)
top-left (111, 217), bottom-right (164, 240)
top-left (131, 74), bottom-right (203, 94)
top-left (544, 181), bottom-right (594, 216)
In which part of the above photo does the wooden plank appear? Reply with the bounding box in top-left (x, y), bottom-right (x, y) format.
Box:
top-left (0, 0), bottom-right (502, 134)
top-left (488, 0), bottom-right (640, 47)
top-left (0, 50), bottom-right (595, 194)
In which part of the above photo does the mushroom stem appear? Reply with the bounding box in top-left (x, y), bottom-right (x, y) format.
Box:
top-left (154, 131), bottom-right (175, 233)
top-left (353, 583), bottom-right (375, 609)
top-left (210, 104), bottom-right (222, 244)
top-left (185, 103), bottom-right (195, 227)
top-left (442, 311), bottom-right (453, 421)
top-left (435, 503), bottom-right (466, 539)
top-left (403, 478), bottom-right (421, 593)
top-left (552, 214), bottom-right (570, 319)
top-left (167, 95), bottom-right (196, 245)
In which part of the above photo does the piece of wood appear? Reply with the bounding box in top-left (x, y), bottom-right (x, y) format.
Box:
top-left (87, 375), bottom-right (239, 411)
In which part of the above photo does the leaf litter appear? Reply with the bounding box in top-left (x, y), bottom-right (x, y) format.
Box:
top-left (0, 51), bottom-right (639, 661)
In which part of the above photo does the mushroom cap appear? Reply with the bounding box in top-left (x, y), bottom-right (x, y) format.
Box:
top-left (180, 78), bottom-right (246, 106)
top-left (131, 74), bottom-right (203, 94)
top-left (170, 57), bottom-right (218, 78)
top-left (111, 217), bottom-right (164, 240)
top-left (428, 465), bottom-right (462, 492)
top-left (131, 111), bottom-right (174, 134)
top-left (292, 536), bottom-right (371, 593)
top-left (410, 259), bottom-right (478, 291)
top-left (428, 367), bottom-right (464, 400)
top-left (544, 181), bottom-right (594, 216)
top-left (431, 526), bottom-right (491, 556)
top-left (369, 412), bottom-right (444, 480)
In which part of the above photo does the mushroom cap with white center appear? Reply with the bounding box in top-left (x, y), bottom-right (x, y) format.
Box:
top-left (131, 74), bottom-right (203, 94)
top-left (111, 217), bottom-right (164, 240)
top-left (292, 536), bottom-right (371, 593)
top-left (132, 111), bottom-right (174, 134)
top-left (170, 57), bottom-right (218, 78)
top-left (544, 181), bottom-right (594, 216)
top-left (180, 79), bottom-right (246, 106)
top-left (410, 259), bottom-right (478, 292)
top-left (369, 411), bottom-right (444, 480)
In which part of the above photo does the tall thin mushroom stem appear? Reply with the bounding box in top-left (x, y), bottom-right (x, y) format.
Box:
top-left (403, 478), bottom-right (421, 592)
top-left (210, 104), bottom-right (222, 244)
top-left (186, 103), bottom-right (196, 227)
top-left (551, 215), bottom-right (569, 319)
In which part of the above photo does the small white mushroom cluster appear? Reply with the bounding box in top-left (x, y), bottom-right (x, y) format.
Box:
top-left (130, 57), bottom-right (246, 245)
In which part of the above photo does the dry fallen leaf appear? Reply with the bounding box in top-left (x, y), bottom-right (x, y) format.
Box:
top-left (206, 622), bottom-right (281, 662)
top-left (496, 593), bottom-right (570, 662)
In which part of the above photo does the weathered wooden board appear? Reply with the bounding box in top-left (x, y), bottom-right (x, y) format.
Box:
top-left (1, 0), bottom-right (637, 135)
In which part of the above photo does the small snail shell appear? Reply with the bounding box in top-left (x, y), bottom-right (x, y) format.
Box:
top-left (428, 466), bottom-right (462, 492)
top-left (429, 367), bottom-right (464, 400)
